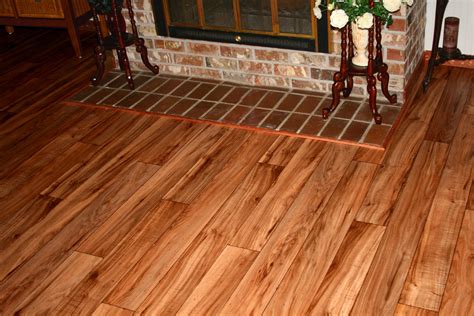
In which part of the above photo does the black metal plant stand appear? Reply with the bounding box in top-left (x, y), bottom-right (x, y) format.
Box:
top-left (90, 0), bottom-right (159, 89)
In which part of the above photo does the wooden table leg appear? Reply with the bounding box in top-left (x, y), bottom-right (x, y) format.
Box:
top-left (422, 0), bottom-right (449, 92)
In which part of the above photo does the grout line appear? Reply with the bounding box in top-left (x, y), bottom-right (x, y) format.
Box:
top-left (275, 95), bottom-right (307, 131)
top-left (297, 95), bottom-right (328, 134)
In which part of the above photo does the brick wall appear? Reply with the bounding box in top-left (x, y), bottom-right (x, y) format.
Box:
top-left (122, 0), bottom-right (427, 102)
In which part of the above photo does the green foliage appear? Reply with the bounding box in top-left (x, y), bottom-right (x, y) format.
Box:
top-left (325, 0), bottom-right (394, 26)
top-left (88, 0), bottom-right (124, 14)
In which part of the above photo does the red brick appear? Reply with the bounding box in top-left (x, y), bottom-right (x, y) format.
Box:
top-left (255, 50), bottom-right (288, 61)
top-left (239, 61), bottom-right (273, 74)
top-left (174, 54), bottom-right (205, 66)
top-left (187, 42), bottom-right (220, 55)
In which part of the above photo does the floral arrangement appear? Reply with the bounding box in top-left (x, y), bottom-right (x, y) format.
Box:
top-left (314, 0), bottom-right (413, 29)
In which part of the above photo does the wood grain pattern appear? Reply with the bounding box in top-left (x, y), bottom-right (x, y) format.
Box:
top-left (425, 69), bottom-right (473, 143)
top-left (308, 221), bottom-right (385, 315)
top-left (16, 252), bottom-right (102, 315)
top-left (230, 140), bottom-right (326, 251)
top-left (177, 246), bottom-right (258, 315)
top-left (258, 135), bottom-right (305, 166)
top-left (105, 133), bottom-right (278, 311)
top-left (1, 29), bottom-right (473, 315)
top-left (92, 304), bottom-right (134, 316)
top-left (263, 160), bottom-right (377, 315)
top-left (356, 77), bottom-right (449, 225)
top-left (356, 163), bottom-right (411, 225)
top-left (0, 161), bottom-right (160, 312)
top-left (164, 129), bottom-right (251, 204)
top-left (439, 210), bottom-right (474, 316)
top-left (351, 141), bottom-right (449, 316)
top-left (221, 144), bottom-right (357, 314)
top-left (136, 163), bottom-right (282, 314)
top-left (0, 195), bottom-right (61, 250)
top-left (77, 125), bottom-right (226, 257)
top-left (395, 304), bottom-right (438, 316)
top-left (400, 114), bottom-right (473, 311)
top-left (353, 146), bottom-right (386, 164)
top-left (55, 200), bottom-right (188, 315)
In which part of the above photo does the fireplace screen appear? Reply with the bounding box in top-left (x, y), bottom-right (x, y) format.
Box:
top-left (154, 0), bottom-right (329, 52)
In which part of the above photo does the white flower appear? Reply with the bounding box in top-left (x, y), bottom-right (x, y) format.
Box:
top-left (356, 12), bottom-right (374, 29)
top-left (313, 6), bottom-right (322, 19)
top-left (330, 9), bottom-right (349, 29)
top-left (315, 0), bottom-right (322, 6)
top-left (405, 0), bottom-right (414, 6)
top-left (383, 0), bottom-right (402, 12)
top-left (328, 2), bottom-right (334, 10)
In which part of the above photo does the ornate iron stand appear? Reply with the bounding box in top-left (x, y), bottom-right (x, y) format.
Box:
top-left (90, 0), bottom-right (159, 89)
top-left (323, 0), bottom-right (397, 124)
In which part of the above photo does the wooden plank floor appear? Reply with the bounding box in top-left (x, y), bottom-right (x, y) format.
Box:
top-left (0, 27), bottom-right (473, 315)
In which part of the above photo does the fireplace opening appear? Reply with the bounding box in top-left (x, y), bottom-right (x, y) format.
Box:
top-left (153, 0), bottom-right (330, 53)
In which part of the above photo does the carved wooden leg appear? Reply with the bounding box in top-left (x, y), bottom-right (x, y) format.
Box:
top-left (343, 75), bottom-right (353, 97)
top-left (367, 75), bottom-right (382, 124)
top-left (135, 38), bottom-right (159, 74)
top-left (91, 45), bottom-right (106, 85)
top-left (117, 48), bottom-right (134, 89)
top-left (423, 0), bottom-right (449, 92)
top-left (323, 72), bottom-right (346, 119)
top-left (378, 63), bottom-right (397, 103)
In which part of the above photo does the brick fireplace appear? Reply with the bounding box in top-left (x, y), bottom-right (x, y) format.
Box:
top-left (123, 0), bottom-right (427, 102)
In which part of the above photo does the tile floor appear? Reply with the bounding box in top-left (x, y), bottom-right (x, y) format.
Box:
top-left (69, 70), bottom-right (403, 147)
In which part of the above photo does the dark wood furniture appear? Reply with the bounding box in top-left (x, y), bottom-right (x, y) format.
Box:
top-left (423, 0), bottom-right (474, 91)
top-left (0, 0), bottom-right (92, 58)
top-left (90, 0), bottom-right (159, 89)
top-left (323, 0), bottom-right (397, 125)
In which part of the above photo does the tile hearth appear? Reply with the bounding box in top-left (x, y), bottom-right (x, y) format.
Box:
top-left (69, 71), bottom-right (403, 147)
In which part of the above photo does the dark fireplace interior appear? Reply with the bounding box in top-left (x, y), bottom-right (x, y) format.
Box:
top-left (153, 0), bottom-right (329, 52)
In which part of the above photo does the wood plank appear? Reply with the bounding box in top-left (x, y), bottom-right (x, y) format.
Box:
top-left (177, 246), bottom-right (258, 315)
top-left (0, 110), bottom-right (109, 197)
top-left (0, 141), bottom-right (99, 227)
top-left (464, 76), bottom-right (474, 115)
top-left (400, 114), bottom-right (473, 310)
top-left (356, 163), bottom-right (411, 225)
top-left (0, 195), bottom-right (61, 250)
top-left (77, 125), bottom-right (227, 257)
top-left (0, 106), bottom-right (89, 178)
top-left (258, 135), bottom-right (305, 166)
top-left (439, 210), bottom-right (474, 316)
top-left (384, 77), bottom-right (447, 167)
top-left (468, 181), bottom-right (474, 211)
top-left (356, 77), bottom-right (449, 225)
top-left (351, 141), bottom-right (449, 316)
top-left (353, 146), bottom-right (386, 164)
top-left (55, 200), bottom-right (188, 315)
top-left (92, 304), bottom-right (134, 316)
top-left (220, 145), bottom-right (358, 314)
top-left (308, 221), bottom-right (385, 315)
top-left (104, 133), bottom-right (278, 311)
top-left (137, 120), bottom-right (207, 166)
top-left (14, 252), bottom-right (102, 315)
top-left (42, 113), bottom-right (157, 199)
top-left (425, 69), bottom-right (472, 143)
top-left (163, 128), bottom-right (251, 204)
top-left (136, 163), bottom-right (282, 314)
top-left (395, 304), bottom-right (438, 316)
top-left (262, 160), bottom-right (377, 315)
top-left (0, 161), bottom-right (160, 312)
top-left (230, 140), bottom-right (327, 251)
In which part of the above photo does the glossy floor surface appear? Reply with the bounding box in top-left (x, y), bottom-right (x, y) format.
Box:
top-left (0, 27), bottom-right (473, 315)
